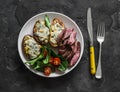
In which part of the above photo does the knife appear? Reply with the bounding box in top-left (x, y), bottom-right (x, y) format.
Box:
top-left (87, 8), bottom-right (96, 75)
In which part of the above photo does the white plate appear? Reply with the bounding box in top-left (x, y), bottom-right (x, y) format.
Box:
top-left (18, 12), bottom-right (84, 77)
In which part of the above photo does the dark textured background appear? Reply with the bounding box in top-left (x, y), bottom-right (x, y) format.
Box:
top-left (0, 0), bottom-right (120, 92)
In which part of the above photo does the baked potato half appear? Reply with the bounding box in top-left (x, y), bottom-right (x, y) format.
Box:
top-left (49, 18), bottom-right (65, 47)
top-left (22, 35), bottom-right (41, 59)
top-left (33, 20), bottom-right (50, 44)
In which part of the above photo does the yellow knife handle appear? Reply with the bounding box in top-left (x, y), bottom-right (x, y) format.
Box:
top-left (90, 46), bottom-right (96, 75)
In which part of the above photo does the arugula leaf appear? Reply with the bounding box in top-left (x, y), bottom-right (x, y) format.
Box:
top-left (58, 55), bottom-right (68, 72)
top-left (34, 64), bottom-right (40, 70)
top-left (62, 60), bottom-right (68, 68)
top-left (58, 60), bottom-right (68, 72)
top-left (25, 58), bottom-right (38, 65)
top-left (51, 50), bottom-right (57, 57)
top-left (58, 64), bottom-right (66, 71)
top-left (45, 15), bottom-right (50, 28)
top-left (43, 55), bottom-right (49, 64)
top-left (43, 46), bottom-right (51, 64)
top-left (34, 61), bottom-right (45, 71)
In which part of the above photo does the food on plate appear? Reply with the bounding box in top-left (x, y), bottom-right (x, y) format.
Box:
top-left (58, 28), bottom-right (81, 66)
top-left (23, 15), bottom-right (81, 76)
top-left (44, 66), bottom-right (52, 76)
top-left (45, 15), bottom-right (51, 28)
top-left (49, 18), bottom-right (65, 47)
top-left (25, 46), bottom-right (69, 76)
top-left (33, 20), bottom-right (50, 44)
top-left (53, 57), bottom-right (61, 66)
top-left (22, 35), bottom-right (41, 59)
top-left (70, 42), bottom-right (80, 66)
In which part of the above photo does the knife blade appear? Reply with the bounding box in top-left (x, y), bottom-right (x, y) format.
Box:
top-left (87, 8), bottom-right (93, 46)
top-left (87, 8), bottom-right (96, 75)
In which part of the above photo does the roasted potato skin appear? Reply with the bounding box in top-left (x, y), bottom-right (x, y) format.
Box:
top-left (33, 21), bottom-right (41, 44)
top-left (33, 20), bottom-right (49, 45)
top-left (52, 18), bottom-right (65, 28)
top-left (22, 35), bottom-right (32, 59)
top-left (49, 18), bottom-right (65, 47)
top-left (22, 35), bottom-right (41, 59)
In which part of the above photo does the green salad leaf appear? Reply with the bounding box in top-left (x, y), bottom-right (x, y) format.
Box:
top-left (43, 55), bottom-right (49, 64)
top-left (33, 61), bottom-right (45, 71)
top-left (58, 57), bottom-right (68, 72)
top-left (45, 15), bottom-right (50, 28)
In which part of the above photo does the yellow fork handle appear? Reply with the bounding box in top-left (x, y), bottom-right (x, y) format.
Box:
top-left (90, 46), bottom-right (96, 75)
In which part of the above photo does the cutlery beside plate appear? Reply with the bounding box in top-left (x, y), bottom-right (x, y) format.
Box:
top-left (87, 8), bottom-right (96, 75)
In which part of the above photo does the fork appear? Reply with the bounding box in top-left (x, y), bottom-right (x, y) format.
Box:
top-left (95, 22), bottom-right (105, 79)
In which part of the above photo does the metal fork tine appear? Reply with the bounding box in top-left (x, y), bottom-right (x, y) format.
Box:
top-left (103, 23), bottom-right (105, 37)
top-left (97, 24), bottom-right (99, 37)
top-left (97, 22), bottom-right (105, 37)
top-left (100, 23), bottom-right (102, 37)
top-left (100, 23), bottom-right (103, 37)
top-left (101, 23), bottom-right (104, 37)
top-left (100, 23), bottom-right (103, 36)
top-left (97, 23), bottom-right (101, 37)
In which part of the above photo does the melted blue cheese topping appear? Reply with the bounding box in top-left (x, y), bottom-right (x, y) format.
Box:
top-left (35, 21), bottom-right (49, 43)
top-left (24, 37), bottom-right (41, 59)
top-left (50, 23), bottom-right (64, 44)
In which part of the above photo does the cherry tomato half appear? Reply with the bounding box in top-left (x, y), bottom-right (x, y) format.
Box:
top-left (44, 66), bottom-right (51, 76)
top-left (53, 57), bottom-right (61, 66)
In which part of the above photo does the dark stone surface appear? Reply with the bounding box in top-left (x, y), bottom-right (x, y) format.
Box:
top-left (0, 0), bottom-right (120, 92)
